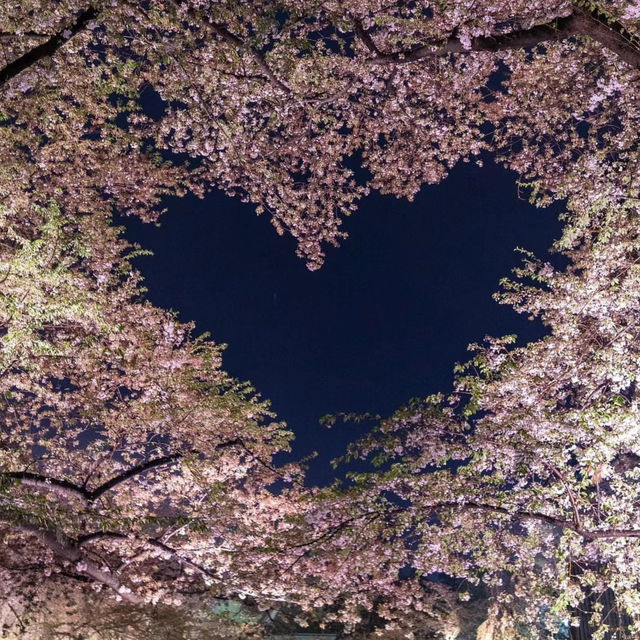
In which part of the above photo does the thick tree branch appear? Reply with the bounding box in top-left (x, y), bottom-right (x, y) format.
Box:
top-left (87, 438), bottom-right (242, 502)
top-left (2, 471), bottom-right (88, 504)
top-left (351, 17), bottom-right (383, 56)
top-left (572, 5), bottom-right (640, 70)
top-left (0, 6), bottom-right (99, 90)
top-left (365, 5), bottom-right (640, 70)
top-left (87, 452), bottom-right (189, 502)
top-left (14, 523), bottom-right (143, 604)
top-left (426, 500), bottom-right (640, 541)
top-left (365, 13), bottom-right (578, 64)
top-left (2, 438), bottom-right (242, 504)
top-left (77, 530), bottom-right (220, 580)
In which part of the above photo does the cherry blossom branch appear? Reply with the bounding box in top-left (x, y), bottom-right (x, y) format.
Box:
top-left (0, 32), bottom-right (48, 40)
top-left (0, 6), bottom-right (99, 89)
top-left (237, 440), bottom-right (305, 487)
top-left (351, 17), bottom-right (383, 56)
top-left (291, 500), bottom-right (640, 558)
top-left (426, 500), bottom-right (574, 529)
top-left (77, 530), bottom-right (220, 580)
top-left (363, 14), bottom-right (575, 63)
top-left (13, 523), bottom-right (143, 604)
top-left (1, 438), bottom-right (242, 504)
top-left (541, 460), bottom-right (583, 530)
top-left (365, 5), bottom-right (640, 70)
top-left (207, 22), bottom-right (292, 94)
top-left (571, 4), bottom-right (640, 70)
top-left (167, 0), bottom-right (291, 93)
top-left (87, 437), bottom-right (242, 501)
top-left (423, 500), bottom-right (640, 541)
top-left (1, 471), bottom-right (88, 504)
top-left (580, 528), bottom-right (640, 540)
top-left (86, 451), bottom-right (190, 502)
top-left (282, 510), bottom-right (389, 550)
top-left (77, 531), bottom-right (303, 604)
top-left (5, 602), bottom-right (25, 633)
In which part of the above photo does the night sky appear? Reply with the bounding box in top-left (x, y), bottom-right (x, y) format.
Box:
top-left (123, 158), bottom-right (563, 484)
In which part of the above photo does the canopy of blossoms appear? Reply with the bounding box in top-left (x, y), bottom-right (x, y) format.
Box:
top-left (0, 1), bottom-right (638, 267)
top-left (1, 2), bottom-right (640, 639)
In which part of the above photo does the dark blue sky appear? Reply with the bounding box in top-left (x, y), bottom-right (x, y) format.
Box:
top-left (123, 159), bottom-right (563, 483)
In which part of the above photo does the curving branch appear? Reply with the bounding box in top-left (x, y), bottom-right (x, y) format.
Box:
top-left (77, 530), bottom-right (220, 580)
top-left (424, 500), bottom-right (640, 541)
top-left (86, 451), bottom-right (190, 502)
top-left (14, 522), bottom-right (143, 604)
top-left (1, 438), bottom-right (242, 504)
top-left (364, 5), bottom-right (640, 70)
top-left (86, 437), bottom-right (242, 502)
top-left (288, 500), bottom-right (640, 556)
top-left (541, 460), bottom-right (583, 530)
top-left (0, 6), bottom-right (99, 89)
top-left (283, 510), bottom-right (388, 551)
top-left (1, 471), bottom-right (88, 504)
top-left (427, 500), bottom-right (575, 529)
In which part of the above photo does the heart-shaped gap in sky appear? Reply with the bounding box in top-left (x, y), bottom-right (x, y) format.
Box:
top-left (123, 158), bottom-right (563, 484)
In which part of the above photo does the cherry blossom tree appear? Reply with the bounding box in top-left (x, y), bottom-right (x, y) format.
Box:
top-left (0, 200), bottom-right (310, 636)
top-left (0, 187), bottom-right (498, 637)
top-left (0, 1), bottom-right (638, 268)
top-left (3, 2), bottom-right (640, 638)
top-left (262, 196), bottom-right (640, 639)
